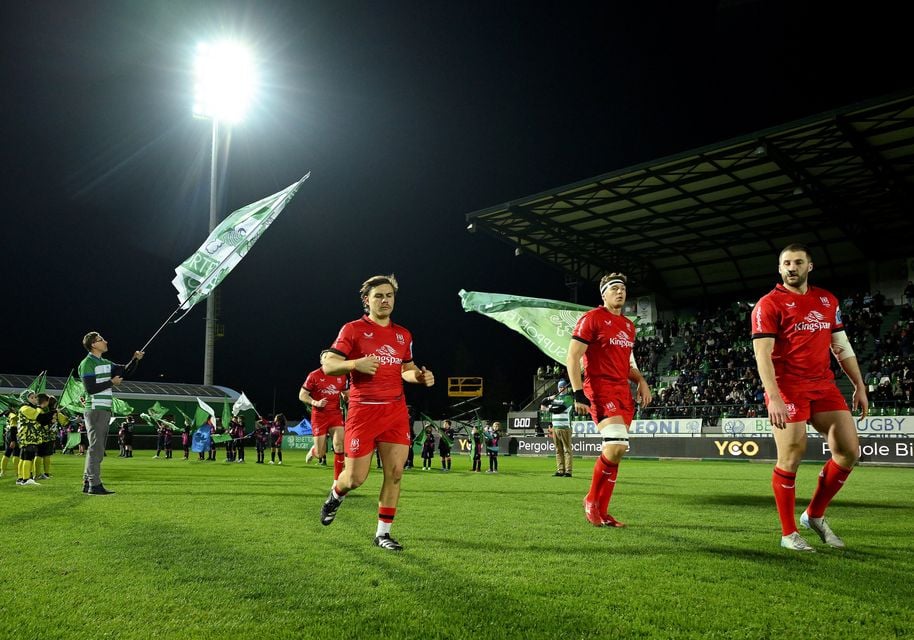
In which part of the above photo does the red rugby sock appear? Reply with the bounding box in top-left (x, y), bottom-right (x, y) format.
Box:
top-left (586, 455), bottom-right (614, 503)
top-left (597, 460), bottom-right (619, 515)
top-left (333, 453), bottom-right (345, 480)
top-left (806, 458), bottom-right (852, 519)
top-left (772, 467), bottom-right (797, 536)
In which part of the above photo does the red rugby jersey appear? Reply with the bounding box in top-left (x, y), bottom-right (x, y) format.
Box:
top-left (751, 284), bottom-right (844, 384)
top-left (572, 306), bottom-right (635, 385)
top-left (328, 316), bottom-right (413, 403)
top-left (302, 367), bottom-right (346, 419)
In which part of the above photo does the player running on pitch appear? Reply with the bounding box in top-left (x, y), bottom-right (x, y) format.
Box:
top-left (318, 274), bottom-right (434, 551)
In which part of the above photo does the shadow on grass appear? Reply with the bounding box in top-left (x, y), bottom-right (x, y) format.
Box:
top-left (0, 493), bottom-right (87, 525)
top-left (689, 493), bottom-right (911, 510)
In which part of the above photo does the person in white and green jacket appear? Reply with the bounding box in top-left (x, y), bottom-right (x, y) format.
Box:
top-left (78, 331), bottom-right (143, 495)
top-left (541, 379), bottom-right (574, 477)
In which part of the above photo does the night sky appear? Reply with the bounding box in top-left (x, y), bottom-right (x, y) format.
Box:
top-left (2, 1), bottom-right (909, 418)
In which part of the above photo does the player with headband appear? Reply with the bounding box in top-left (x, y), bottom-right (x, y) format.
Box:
top-left (567, 273), bottom-right (652, 528)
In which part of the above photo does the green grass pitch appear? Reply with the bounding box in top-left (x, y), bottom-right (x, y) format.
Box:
top-left (2, 451), bottom-right (912, 639)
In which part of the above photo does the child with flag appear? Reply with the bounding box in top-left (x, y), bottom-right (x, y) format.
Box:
top-left (254, 418), bottom-right (269, 463)
top-left (419, 424), bottom-right (436, 471)
top-left (16, 392), bottom-right (49, 486)
top-left (436, 419), bottom-right (455, 472)
top-left (270, 414), bottom-right (286, 465)
top-left (33, 395), bottom-right (60, 480)
top-left (486, 422), bottom-right (501, 473)
top-left (1, 410), bottom-right (20, 478)
top-left (181, 425), bottom-right (191, 460)
top-left (470, 425), bottom-right (483, 472)
top-left (230, 416), bottom-right (246, 463)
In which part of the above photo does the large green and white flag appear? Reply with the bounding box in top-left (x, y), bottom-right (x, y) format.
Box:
top-left (172, 174), bottom-right (310, 312)
top-left (459, 290), bottom-right (590, 364)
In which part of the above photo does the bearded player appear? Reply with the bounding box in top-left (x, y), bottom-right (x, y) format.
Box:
top-left (300, 365), bottom-right (347, 481)
top-left (319, 274), bottom-right (434, 551)
top-left (567, 273), bottom-right (652, 528)
top-left (752, 243), bottom-right (867, 552)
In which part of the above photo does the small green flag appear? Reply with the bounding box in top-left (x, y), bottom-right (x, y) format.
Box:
top-left (211, 433), bottom-right (232, 444)
top-left (147, 401), bottom-right (169, 421)
top-left (58, 376), bottom-right (87, 414)
top-left (222, 402), bottom-right (232, 430)
top-left (195, 398), bottom-right (216, 427)
top-left (27, 371), bottom-right (47, 396)
top-left (421, 413), bottom-right (452, 446)
top-left (112, 398), bottom-right (134, 416)
top-left (0, 394), bottom-right (22, 413)
top-left (412, 426), bottom-right (434, 454)
top-left (174, 406), bottom-right (191, 427)
top-left (64, 432), bottom-right (81, 451)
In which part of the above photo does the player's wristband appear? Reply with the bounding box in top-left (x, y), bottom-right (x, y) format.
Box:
top-left (573, 389), bottom-right (590, 406)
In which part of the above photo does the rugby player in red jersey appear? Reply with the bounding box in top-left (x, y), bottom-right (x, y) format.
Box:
top-left (318, 275), bottom-right (434, 551)
top-left (300, 366), bottom-right (347, 481)
top-left (567, 273), bottom-right (652, 528)
top-left (752, 243), bottom-right (868, 552)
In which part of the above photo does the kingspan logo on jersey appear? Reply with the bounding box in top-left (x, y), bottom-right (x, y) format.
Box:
top-left (794, 310), bottom-right (831, 332)
top-left (322, 384), bottom-right (340, 395)
top-left (374, 344), bottom-right (403, 366)
top-left (608, 329), bottom-right (634, 349)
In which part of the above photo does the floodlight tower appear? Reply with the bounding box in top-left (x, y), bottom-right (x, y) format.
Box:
top-left (193, 41), bottom-right (256, 385)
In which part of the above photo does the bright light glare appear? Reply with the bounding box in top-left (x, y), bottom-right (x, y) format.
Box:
top-left (193, 41), bottom-right (257, 123)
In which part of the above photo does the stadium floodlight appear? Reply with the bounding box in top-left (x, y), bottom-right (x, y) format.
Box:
top-left (193, 41), bottom-right (257, 123)
top-left (193, 40), bottom-right (257, 385)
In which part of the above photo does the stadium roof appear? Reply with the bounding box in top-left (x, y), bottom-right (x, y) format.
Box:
top-left (0, 374), bottom-right (236, 403)
top-left (466, 91), bottom-right (914, 303)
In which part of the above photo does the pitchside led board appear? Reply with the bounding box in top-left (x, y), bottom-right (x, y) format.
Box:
top-left (505, 416), bottom-right (914, 464)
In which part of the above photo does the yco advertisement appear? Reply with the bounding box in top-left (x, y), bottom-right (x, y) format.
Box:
top-left (513, 436), bottom-right (914, 464)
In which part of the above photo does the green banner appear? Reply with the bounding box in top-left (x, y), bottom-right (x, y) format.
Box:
top-left (459, 290), bottom-right (591, 365)
top-left (172, 175), bottom-right (309, 311)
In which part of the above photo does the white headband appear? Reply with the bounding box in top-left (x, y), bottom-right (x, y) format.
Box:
top-left (600, 278), bottom-right (625, 294)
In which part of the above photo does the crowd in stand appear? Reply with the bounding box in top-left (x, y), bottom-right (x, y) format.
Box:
top-left (864, 299), bottom-right (914, 411)
top-left (640, 303), bottom-right (765, 421)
